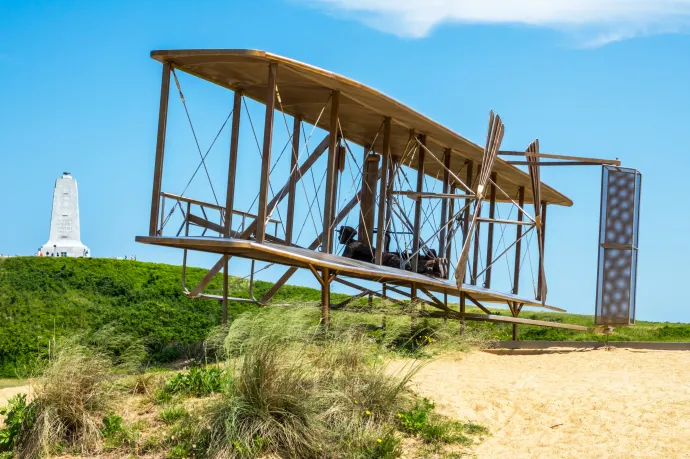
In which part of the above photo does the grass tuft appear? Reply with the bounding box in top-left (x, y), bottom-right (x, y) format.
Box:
top-left (15, 342), bottom-right (115, 457)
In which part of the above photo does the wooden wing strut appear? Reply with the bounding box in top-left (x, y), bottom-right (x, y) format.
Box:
top-left (526, 140), bottom-right (548, 303)
top-left (455, 111), bottom-right (504, 288)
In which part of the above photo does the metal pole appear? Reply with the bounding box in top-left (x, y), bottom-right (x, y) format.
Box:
top-left (149, 62), bottom-right (171, 236)
top-left (321, 267), bottom-right (330, 327)
top-left (358, 145), bottom-right (370, 242)
top-left (445, 184), bottom-right (455, 279)
top-left (438, 148), bottom-right (451, 257)
top-left (461, 161), bottom-right (473, 282)
top-left (285, 116), bottom-right (301, 245)
top-left (225, 90), bottom-right (243, 237)
top-left (411, 135), bottom-right (426, 273)
top-left (484, 172), bottom-right (498, 288)
top-left (361, 153), bottom-right (380, 244)
top-left (537, 200), bottom-right (547, 301)
top-left (385, 157), bottom-right (394, 252)
top-left (222, 256), bottom-right (229, 324)
top-left (322, 91), bottom-right (340, 254)
top-left (375, 117), bottom-right (391, 264)
top-left (256, 63), bottom-right (278, 244)
top-left (512, 186), bottom-right (525, 294)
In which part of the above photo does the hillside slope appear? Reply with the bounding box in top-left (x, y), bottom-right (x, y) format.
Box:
top-left (0, 257), bottom-right (324, 376)
top-left (1, 257), bottom-right (688, 376)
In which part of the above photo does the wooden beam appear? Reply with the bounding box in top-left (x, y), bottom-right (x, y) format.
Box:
top-left (462, 162), bottom-right (474, 284)
top-left (484, 172), bottom-right (497, 288)
top-left (321, 267), bottom-right (331, 326)
top-left (162, 193), bottom-right (280, 223)
top-left (438, 148), bottom-right (451, 260)
top-left (360, 153), bottom-right (380, 244)
top-left (464, 292), bottom-right (492, 315)
top-left (454, 313), bottom-right (592, 331)
top-left (445, 184), bottom-right (456, 279)
top-left (322, 91), bottom-right (340, 254)
top-left (149, 62), bottom-right (171, 236)
top-left (463, 313), bottom-right (591, 331)
top-left (375, 118), bottom-right (392, 264)
top-left (512, 186), bottom-right (525, 294)
top-left (499, 150), bottom-right (621, 166)
top-left (392, 191), bottom-right (472, 200)
top-left (188, 214), bottom-right (226, 235)
top-left (256, 63), bottom-right (278, 243)
top-left (285, 116), bottom-right (301, 245)
top-left (507, 161), bottom-right (614, 166)
top-left (222, 256), bottom-right (229, 324)
top-left (189, 257), bottom-right (226, 297)
top-left (537, 200), bottom-right (547, 302)
top-left (225, 90), bottom-right (243, 237)
top-left (411, 134), bottom-right (425, 272)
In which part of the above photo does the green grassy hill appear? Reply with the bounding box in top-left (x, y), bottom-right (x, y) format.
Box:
top-left (0, 257), bottom-right (330, 377)
top-left (1, 257), bottom-right (687, 376)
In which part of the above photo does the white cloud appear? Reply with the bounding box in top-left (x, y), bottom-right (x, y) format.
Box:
top-left (305, 0), bottom-right (690, 45)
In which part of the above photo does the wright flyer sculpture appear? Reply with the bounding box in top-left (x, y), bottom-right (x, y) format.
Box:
top-left (135, 49), bottom-right (641, 337)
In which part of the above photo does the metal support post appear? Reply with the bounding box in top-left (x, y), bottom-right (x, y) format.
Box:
top-left (322, 267), bottom-right (330, 327)
top-left (322, 91), bottom-right (340, 253)
top-left (225, 90), bottom-right (243, 237)
top-left (411, 135), bottom-right (426, 273)
top-left (256, 63), bottom-right (278, 243)
top-left (149, 62), bottom-right (171, 236)
top-left (360, 153), bottom-right (380, 244)
top-left (484, 173), bottom-right (498, 288)
top-left (537, 200), bottom-right (547, 301)
top-left (438, 148), bottom-right (451, 257)
top-left (375, 117), bottom-right (391, 264)
top-left (512, 186), bottom-right (525, 294)
top-left (461, 161), bottom-right (474, 282)
top-left (445, 184), bottom-right (455, 279)
top-left (285, 115), bottom-right (301, 245)
top-left (222, 255), bottom-right (229, 324)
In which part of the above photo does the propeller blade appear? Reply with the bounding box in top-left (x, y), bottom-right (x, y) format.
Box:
top-left (455, 111), bottom-right (504, 288)
top-left (526, 140), bottom-right (547, 303)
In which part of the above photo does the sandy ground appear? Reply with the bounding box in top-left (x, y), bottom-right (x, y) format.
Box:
top-left (0, 384), bottom-right (29, 407)
top-left (407, 348), bottom-right (690, 458)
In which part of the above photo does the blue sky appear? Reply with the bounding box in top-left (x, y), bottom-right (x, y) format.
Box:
top-left (1, 0), bottom-right (688, 322)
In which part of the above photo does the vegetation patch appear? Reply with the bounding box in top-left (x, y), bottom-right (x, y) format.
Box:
top-left (397, 398), bottom-right (488, 448)
top-left (158, 367), bottom-right (226, 400)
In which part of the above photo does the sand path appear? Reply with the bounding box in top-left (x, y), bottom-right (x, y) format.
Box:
top-left (408, 348), bottom-right (690, 458)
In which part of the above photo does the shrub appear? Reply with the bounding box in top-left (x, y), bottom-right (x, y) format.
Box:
top-left (0, 394), bottom-right (34, 454)
top-left (13, 343), bottom-right (115, 457)
top-left (206, 313), bottom-right (421, 458)
top-left (101, 413), bottom-right (137, 449)
top-left (207, 336), bottom-right (321, 457)
top-left (82, 324), bottom-right (147, 372)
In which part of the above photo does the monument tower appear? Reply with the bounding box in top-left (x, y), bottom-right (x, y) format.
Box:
top-left (40, 172), bottom-right (90, 257)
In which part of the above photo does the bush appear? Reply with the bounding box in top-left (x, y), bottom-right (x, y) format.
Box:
top-left (207, 335), bottom-right (321, 457)
top-left (198, 312), bottom-right (423, 458)
top-left (14, 343), bottom-right (115, 457)
top-left (159, 367), bottom-right (226, 400)
top-left (0, 394), bottom-right (34, 454)
top-left (101, 413), bottom-right (137, 449)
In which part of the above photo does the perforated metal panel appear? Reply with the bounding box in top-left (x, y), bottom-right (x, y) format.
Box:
top-left (595, 166), bottom-right (641, 326)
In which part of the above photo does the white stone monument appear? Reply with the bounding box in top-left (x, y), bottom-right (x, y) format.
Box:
top-left (40, 172), bottom-right (90, 257)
